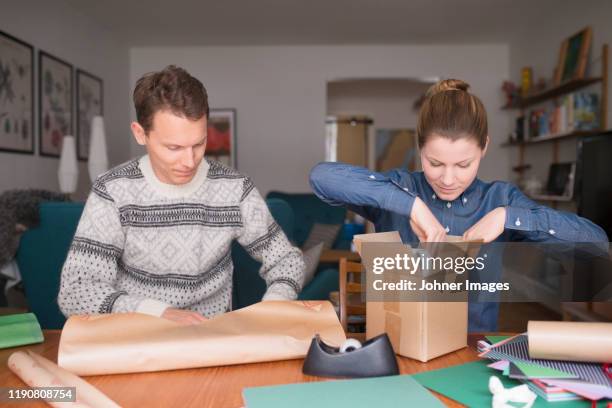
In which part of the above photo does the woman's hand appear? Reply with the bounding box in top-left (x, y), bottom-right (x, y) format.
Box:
top-left (462, 207), bottom-right (506, 243)
top-left (409, 197), bottom-right (447, 242)
top-left (161, 308), bottom-right (208, 325)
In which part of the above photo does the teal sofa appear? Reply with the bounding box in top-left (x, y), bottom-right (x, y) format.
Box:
top-left (231, 198), bottom-right (339, 308)
top-left (266, 191), bottom-right (350, 249)
top-left (263, 192), bottom-right (364, 303)
top-left (16, 202), bottom-right (84, 329)
top-left (15, 199), bottom-right (339, 329)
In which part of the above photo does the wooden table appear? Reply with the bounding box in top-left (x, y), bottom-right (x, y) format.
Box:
top-left (0, 331), bottom-right (484, 407)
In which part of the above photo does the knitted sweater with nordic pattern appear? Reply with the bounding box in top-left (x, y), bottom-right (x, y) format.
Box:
top-left (57, 155), bottom-right (305, 318)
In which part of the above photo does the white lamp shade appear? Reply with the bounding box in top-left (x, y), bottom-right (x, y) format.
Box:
top-left (58, 135), bottom-right (79, 194)
top-left (88, 116), bottom-right (109, 182)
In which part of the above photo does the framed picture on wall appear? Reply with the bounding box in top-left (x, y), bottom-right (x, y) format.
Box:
top-left (554, 27), bottom-right (592, 85)
top-left (39, 51), bottom-right (73, 157)
top-left (206, 108), bottom-right (236, 168)
top-left (76, 69), bottom-right (103, 161)
top-left (0, 30), bottom-right (34, 154)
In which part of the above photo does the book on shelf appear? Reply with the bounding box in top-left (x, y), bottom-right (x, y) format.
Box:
top-left (574, 92), bottom-right (599, 130)
top-left (524, 91), bottom-right (599, 140)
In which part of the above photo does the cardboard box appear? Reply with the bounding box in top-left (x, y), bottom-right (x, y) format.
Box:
top-left (366, 301), bottom-right (468, 362)
top-left (352, 231), bottom-right (401, 255)
top-left (354, 232), bottom-right (469, 362)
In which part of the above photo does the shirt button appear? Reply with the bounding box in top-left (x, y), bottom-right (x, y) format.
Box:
top-left (446, 202), bottom-right (451, 208)
top-left (445, 226), bottom-right (450, 233)
top-left (549, 229), bottom-right (555, 235)
top-left (432, 194), bottom-right (436, 199)
top-left (403, 187), bottom-right (409, 192)
top-left (369, 175), bottom-right (376, 179)
top-left (463, 197), bottom-right (468, 203)
top-left (515, 218), bottom-right (521, 227)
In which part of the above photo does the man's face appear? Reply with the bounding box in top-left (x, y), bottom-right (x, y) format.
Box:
top-left (131, 110), bottom-right (207, 185)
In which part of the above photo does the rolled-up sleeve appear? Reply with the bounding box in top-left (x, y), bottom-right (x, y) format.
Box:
top-left (309, 162), bottom-right (417, 222)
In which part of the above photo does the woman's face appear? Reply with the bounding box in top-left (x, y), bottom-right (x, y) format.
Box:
top-left (420, 133), bottom-right (488, 201)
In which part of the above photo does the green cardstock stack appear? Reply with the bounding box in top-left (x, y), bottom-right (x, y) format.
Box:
top-left (0, 313), bottom-right (44, 349)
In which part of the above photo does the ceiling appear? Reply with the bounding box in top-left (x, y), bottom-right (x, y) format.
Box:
top-left (64, 0), bottom-right (568, 46)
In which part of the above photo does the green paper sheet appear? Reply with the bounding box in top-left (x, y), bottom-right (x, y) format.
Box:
top-left (0, 313), bottom-right (44, 349)
top-left (243, 375), bottom-right (445, 408)
top-left (486, 335), bottom-right (512, 344)
top-left (412, 360), bottom-right (604, 407)
top-left (512, 361), bottom-right (577, 379)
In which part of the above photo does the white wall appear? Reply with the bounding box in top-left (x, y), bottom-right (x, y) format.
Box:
top-left (327, 79), bottom-right (430, 130)
top-left (507, 1), bottom-right (612, 186)
top-left (131, 45), bottom-right (510, 195)
top-left (0, 0), bottom-right (131, 199)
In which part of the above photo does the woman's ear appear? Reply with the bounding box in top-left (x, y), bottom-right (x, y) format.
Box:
top-left (482, 136), bottom-right (490, 157)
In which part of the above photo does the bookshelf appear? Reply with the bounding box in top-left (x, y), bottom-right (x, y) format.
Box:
top-left (500, 129), bottom-right (601, 147)
top-left (501, 43), bottom-right (608, 187)
top-left (501, 77), bottom-right (603, 110)
top-left (502, 44), bottom-right (610, 322)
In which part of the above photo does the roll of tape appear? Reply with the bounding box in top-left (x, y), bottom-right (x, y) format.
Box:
top-left (339, 338), bottom-right (362, 353)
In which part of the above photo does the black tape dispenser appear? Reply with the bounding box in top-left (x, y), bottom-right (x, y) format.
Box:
top-left (302, 333), bottom-right (399, 378)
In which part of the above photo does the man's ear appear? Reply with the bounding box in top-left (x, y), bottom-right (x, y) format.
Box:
top-left (131, 122), bottom-right (147, 146)
top-left (482, 136), bottom-right (490, 157)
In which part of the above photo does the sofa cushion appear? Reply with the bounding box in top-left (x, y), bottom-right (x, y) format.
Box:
top-left (302, 242), bottom-right (324, 287)
top-left (303, 223), bottom-right (341, 250)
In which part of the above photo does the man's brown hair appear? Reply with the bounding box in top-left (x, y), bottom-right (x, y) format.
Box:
top-left (133, 65), bottom-right (209, 133)
top-left (416, 79), bottom-right (488, 149)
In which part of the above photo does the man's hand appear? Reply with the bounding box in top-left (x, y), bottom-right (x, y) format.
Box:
top-left (462, 207), bottom-right (506, 243)
top-left (161, 308), bottom-right (208, 325)
top-left (410, 197), bottom-right (447, 242)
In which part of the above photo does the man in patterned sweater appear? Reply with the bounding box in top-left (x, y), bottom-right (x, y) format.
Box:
top-left (58, 66), bottom-right (305, 325)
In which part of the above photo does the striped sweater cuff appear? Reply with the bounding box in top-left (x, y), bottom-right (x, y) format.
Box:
top-left (262, 282), bottom-right (298, 301)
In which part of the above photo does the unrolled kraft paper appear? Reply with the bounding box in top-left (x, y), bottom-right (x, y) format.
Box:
top-left (58, 300), bottom-right (346, 376)
top-left (528, 321), bottom-right (612, 363)
top-left (7, 350), bottom-right (120, 407)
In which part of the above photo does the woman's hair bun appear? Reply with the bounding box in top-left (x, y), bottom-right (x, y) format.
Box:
top-left (426, 79), bottom-right (470, 97)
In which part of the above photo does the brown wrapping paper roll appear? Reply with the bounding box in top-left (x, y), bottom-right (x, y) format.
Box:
top-left (58, 300), bottom-right (346, 375)
top-left (7, 351), bottom-right (120, 407)
top-left (528, 321), bottom-right (612, 363)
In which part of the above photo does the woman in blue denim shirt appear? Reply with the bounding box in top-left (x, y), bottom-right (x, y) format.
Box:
top-left (310, 79), bottom-right (608, 332)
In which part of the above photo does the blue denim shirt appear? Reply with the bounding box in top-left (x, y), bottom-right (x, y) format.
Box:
top-left (309, 162), bottom-right (608, 332)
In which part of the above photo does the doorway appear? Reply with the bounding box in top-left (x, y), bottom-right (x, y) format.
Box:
top-left (325, 78), bottom-right (435, 171)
